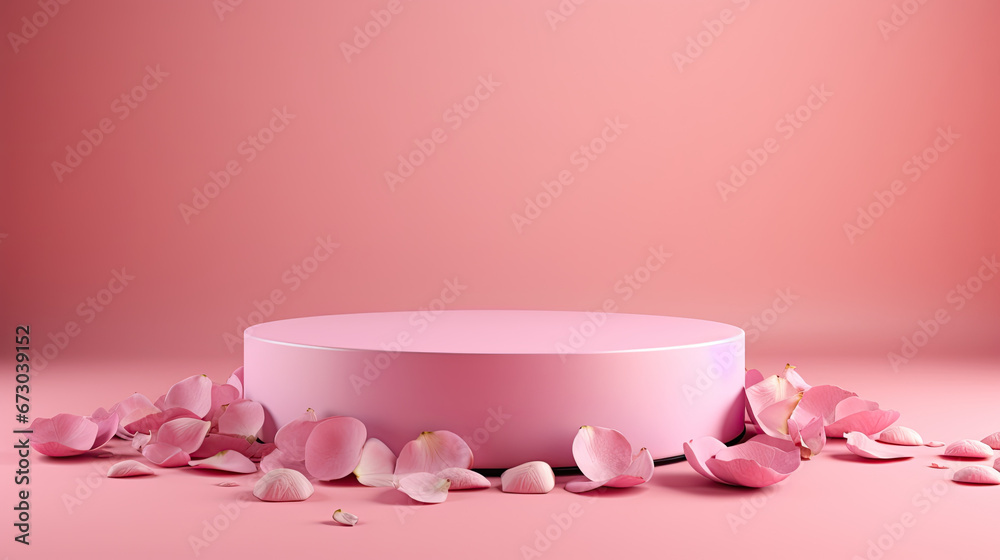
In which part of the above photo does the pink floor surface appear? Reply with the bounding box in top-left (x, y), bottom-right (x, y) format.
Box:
top-left (5, 354), bottom-right (998, 560)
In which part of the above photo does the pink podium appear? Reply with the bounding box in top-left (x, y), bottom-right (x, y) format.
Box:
top-left (244, 310), bottom-right (745, 471)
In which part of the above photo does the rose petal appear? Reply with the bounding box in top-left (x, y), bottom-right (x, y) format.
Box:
top-left (706, 435), bottom-right (801, 487)
top-left (929, 462), bottom-right (949, 469)
top-left (436, 467), bottom-right (490, 490)
top-left (29, 414), bottom-right (99, 457)
top-left (746, 376), bottom-right (802, 436)
top-left (981, 432), bottom-right (1000, 450)
top-left (218, 399), bottom-right (264, 440)
top-left (189, 450), bottom-right (258, 474)
top-left (131, 431), bottom-right (151, 452)
top-left (791, 385), bottom-right (857, 426)
top-left (501, 461), bottom-right (556, 494)
top-left (107, 460), bottom-right (155, 478)
top-left (191, 433), bottom-right (256, 459)
top-left (304, 416), bottom-right (367, 481)
top-left (260, 448), bottom-right (309, 476)
top-left (226, 366), bottom-right (245, 398)
top-left (354, 438), bottom-right (396, 485)
top-left (943, 439), bottom-right (994, 459)
top-left (876, 426), bottom-right (924, 446)
top-left (332, 509), bottom-right (359, 526)
top-left (745, 368), bottom-right (765, 388)
top-left (164, 374), bottom-right (213, 418)
top-left (207, 383), bottom-right (241, 424)
top-left (620, 448), bottom-right (654, 482)
top-left (396, 472), bottom-right (450, 503)
top-left (602, 474), bottom-right (648, 488)
top-left (825, 398), bottom-right (900, 437)
top-left (395, 430), bottom-right (473, 475)
top-left (683, 437), bottom-right (727, 484)
top-left (142, 442), bottom-right (190, 467)
top-left (755, 395), bottom-right (802, 437)
top-left (109, 393), bottom-right (158, 438)
top-left (564, 478), bottom-right (609, 493)
top-left (995, 457), bottom-right (1000, 471)
top-left (217, 481), bottom-right (239, 487)
top-left (845, 432), bottom-right (913, 460)
top-left (571, 426), bottom-right (633, 482)
top-left (952, 465), bottom-right (1000, 485)
top-left (155, 418), bottom-right (211, 454)
top-left (925, 441), bottom-right (945, 447)
top-left (123, 407), bottom-right (200, 436)
top-left (779, 364), bottom-right (811, 392)
top-left (88, 409), bottom-right (120, 450)
top-left (253, 468), bottom-right (314, 501)
top-left (273, 408), bottom-right (320, 460)
top-left (788, 414), bottom-right (826, 458)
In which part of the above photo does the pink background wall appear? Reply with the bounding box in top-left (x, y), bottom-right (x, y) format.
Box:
top-left (2, 0), bottom-right (998, 371)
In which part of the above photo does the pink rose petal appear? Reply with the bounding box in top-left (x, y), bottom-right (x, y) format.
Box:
top-left (189, 450), bottom-right (258, 474)
top-left (207, 383), bottom-right (241, 424)
top-left (131, 431), bottom-right (151, 451)
top-left (683, 437), bottom-right (727, 484)
top-left (109, 393), bottom-right (158, 438)
top-left (226, 366), bottom-right (245, 398)
top-left (571, 425), bottom-right (633, 482)
top-left (565, 478), bottom-right (609, 493)
top-left (29, 414), bottom-right (99, 457)
top-left (395, 430), bottom-right (473, 475)
top-left (620, 448), bottom-right (654, 483)
top-left (788, 414), bottom-right (826, 458)
top-left (791, 385), bottom-right (857, 426)
top-left (354, 438), bottom-right (396, 486)
top-left (88, 408), bottom-right (120, 450)
top-left (994, 457), bottom-right (1000, 470)
top-left (142, 442), bottom-right (190, 467)
top-left (501, 461), bottom-right (555, 494)
top-left (107, 460), bottom-right (155, 478)
top-left (981, 432), bottom-right (1000, 451)
top-left (217, 399), bottom-right (264, 440)
top-left (164, 374), bottom-right (213, 418)
top-left (436, 467), bottom-right (490, 490)
top-left (602, 474), bottom-right (647, 488)
top-left (778, 364), bottom-right (811, 392)
top-left (260, 448), bottom-right (308, 476)
top-left (929, 463), bottom-right (949, 469)
top-left (825, 397), bottom-right (900, 438)
top-left (876, 426), bottom-right (924, 446)
top-left (925, 441), bottom-right (945, 447)
top-left (253, 468), bottom-right (313, 501)
top-left (845, 432), bottom-right (913, 460)
top-left (943, 439), bottom-right (994, 459)
top-left (704, 435), bottom-right (801, 488)
top-left (155, 418), bottom-right (211, 454)
top-left (952, 465), bottom-right (1000, 485)
top-left (745, 368), bottom-right (765, 388)
top-left (746, 376), bottom-right (802, 437)
top-left (273, 408), bottom-right (320, 460)
top-left (396, 472), bottom-right (450, 503)
top-left (304, 416), bottom-right (367, 481)
top-left (192, 433), bottom-right (256, 459)
top-left (123, 407), bottom-right (200, 436)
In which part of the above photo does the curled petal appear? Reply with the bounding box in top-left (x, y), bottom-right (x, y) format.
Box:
top-left (89, 409), bottom-right (120, 450)
top-left (253, 468), bottom-right (314, 502)
top-left (436, 467), bottom-right (490, 490)
top-left (571, 426), bottom-right (633, 482)
top-left (218, 399), bottom-right (264, 440)
top-left (29, 414), bottom-right (99, 457)
top-left (952, 465), bottom-right (1000, 485)
top-left (395, 430), bottom-right (473, 475)
top-left (565, 478), bottom-right (608, 493)
top-left (746, 376), bottom-right (802, 436)
top-left (683, 437), bottom-right (727, 484)
top-left (825, 398), bottom-right (900, 437)
top-left (304, 416), bottom-right (367, 481)
top-left (876, 426), bottom-right (924, 446)
top-left (332, 509), bottom-right (359, 526)
top-left (208, 383), bottom-right (241, 424)
top-left (501, 461), bottom-right (555, 494)
top-left (155, 418), bottom-right (211, 454)
top-left (981, 432), bottom-right (1000, 450)
top-left (397, 472), bottom-right (450, 503)
top-left (260, 448), bottom-right (308, 477)
top-left (925, 441), bottom-right (945, 448)
top-left (226, 366), bottom-right (245, 398)
top-left (131, 431), bottom-right (151, 452)
top-left (779, 364), bottom-right (811, 392)
top-left (142, 442), bottom-right (190, 467)
top-left (755, 395), bottom-right (801, 437)
top-left (602, 474), bottom-right (647, 488)
top-left (123, 407), bottom-right (199, 436)
top-left (705, 435), bottom-right (800, 488)
top-left (845, 432), bottom-right (913, 460)
top-left (620, 448), bottom-right (654, 483)
top-left (788, 415), bottom-right (826, 458)
top-left (192, 433), bottom-right (256, 459)
top-left (792, 385), bottom-right (857, 426)
top-left (189, 450), bottom-right (257, 474)
top-left (107, 460), bottom-right (155, 478)
top-left (109, 393), bottom-right (158, 438)
top-left (164, 374), bottom-right (213, 418)
top-left (943, 439), bottom-right (994, 459)
top-left (354, 438), bottom-right (396, 486)
top-left (745, 368), bottom-right (765, 388)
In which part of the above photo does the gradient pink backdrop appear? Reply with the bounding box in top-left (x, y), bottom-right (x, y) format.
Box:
top-left (2, 1), bottom-right (1000, 559)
